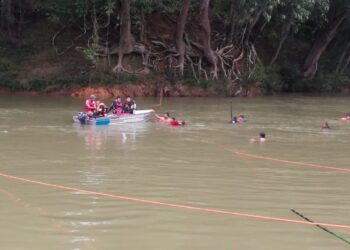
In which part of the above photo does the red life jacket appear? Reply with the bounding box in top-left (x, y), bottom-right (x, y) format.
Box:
top-left (170, 120), bottom-right (181, 126)
top-left (114, 101), bottom-right (123, 115)
top-left (84, 99), bottom-right (96, 112)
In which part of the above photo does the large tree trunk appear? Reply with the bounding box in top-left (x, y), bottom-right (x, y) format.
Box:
top-left (340, 52), bottom-right (350, 74)
top-left (245, 0), bottom-right (269, 42)
top-left (176, 0), bottom-right (190, 75)
top-left (270, 21), bottom-right (292, 65)
top-left (227, 0), bottom-right (235, 44)
top-left (113, 0), bottom-right (135, 72)
top-left (199, 0), bottom-right (217, 78)
top-left (303, 0), bottom-right (348, 79)
top-left (335, 42), bottom-right (350, 73)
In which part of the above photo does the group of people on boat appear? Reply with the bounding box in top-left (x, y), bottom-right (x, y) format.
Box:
top-left (82, 94), bottom-right (187, 126)
top-left (83, 95), bottom-right (136, 118)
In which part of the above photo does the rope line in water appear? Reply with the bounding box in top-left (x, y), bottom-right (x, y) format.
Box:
top-left (199, 140), bottom-right (350, 173)
top-left (0, 172), bottom-right (349, 230)
top-left (222, 147), bottom-right (350, 173)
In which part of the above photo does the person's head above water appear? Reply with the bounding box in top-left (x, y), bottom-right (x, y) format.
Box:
top-left (231, 116), bottom-right (238, 123)
top-left (322, 121), bottom-right (330, 129)
top-left (259, 132), bottom-right (266, 142)
top-left (250, 132), bottom-right (266, 143)
top-left (164, 112), bottom-right (170, 118)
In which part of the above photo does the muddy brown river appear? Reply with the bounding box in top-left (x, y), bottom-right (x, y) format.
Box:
top-left (0, 95), bottom-right (349, 250)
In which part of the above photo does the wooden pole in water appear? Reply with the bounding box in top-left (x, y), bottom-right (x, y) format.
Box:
top-left (159, 85), bottom-right (164, 106)
top-left (291, 209), bottom-right (350, 245)
top-left (230, 101), bottom-right (233, 121)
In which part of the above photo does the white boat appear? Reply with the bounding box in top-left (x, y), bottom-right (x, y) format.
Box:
top-left (73, 109), bottom-right (154, 125)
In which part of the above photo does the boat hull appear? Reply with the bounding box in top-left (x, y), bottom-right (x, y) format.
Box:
top-left (73, 110), bottom-right (154, 125)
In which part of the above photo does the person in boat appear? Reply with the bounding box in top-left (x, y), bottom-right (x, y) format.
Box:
top-left (154, 112), bottom-right (173, 122)
top-left (170, 117), bottom-right (186, 126)
top-left (339, 113), bottom-right (350, 121)
top-left (108, 96), bottom-right (123, 115)
top-left (84, 95), bottom-right (97, 117)
top-left (322, 121), bottom-right (330, 129)
top-left (94, 101), bottom-right (108, 117)
top-left (123, 96), bottom-right (136, 114)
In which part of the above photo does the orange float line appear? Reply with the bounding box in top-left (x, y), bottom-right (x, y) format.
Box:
top-left (0, 172), bottom-right (349, 230)
top-left (233, 150), bottom-right (350, 173)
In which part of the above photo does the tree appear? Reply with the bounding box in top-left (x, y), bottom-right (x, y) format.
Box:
top-left (303, 0), bottom-right (349, 79)
top-left (199, 0), bottom-right (217, 78)
top-left (112, 0), bottom-right (134, 72)
top-left (109, 0), bottom-right (149, 73)
top-left (175, 0), bottom-right (190, 75)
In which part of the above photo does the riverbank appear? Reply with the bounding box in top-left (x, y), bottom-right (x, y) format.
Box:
top-left (0, 84), bottom-right (264, 98)
top-left (1, 19), bottom-right (349, 98)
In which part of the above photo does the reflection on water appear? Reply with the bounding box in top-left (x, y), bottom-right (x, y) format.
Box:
top-left (0, 95), bottom-right (350, 250)
top-left (74, 122), bottom-right (152, 151)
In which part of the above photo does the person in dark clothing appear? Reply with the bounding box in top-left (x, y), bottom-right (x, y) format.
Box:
top-left (123, 96), bottom-right (136, 114)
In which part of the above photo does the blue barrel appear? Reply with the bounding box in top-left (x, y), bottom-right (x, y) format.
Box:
top-left (95, 117), bottom-right (110, 125)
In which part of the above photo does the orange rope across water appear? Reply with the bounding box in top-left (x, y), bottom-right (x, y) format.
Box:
top-left (233, 150), bottom-right (350, 173)
top-left (199, 140), bottom-right (350, 174)
top-left (0, 172), bottom-right (349, 230)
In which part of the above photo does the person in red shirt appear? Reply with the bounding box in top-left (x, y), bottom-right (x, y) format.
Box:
top-left (170, 117), bottom-right (186, 126)
top-left (84, 95), bottom-right (97, 117)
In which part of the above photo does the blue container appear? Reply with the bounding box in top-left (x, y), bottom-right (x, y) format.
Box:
top-left (95, 117), bottom-right (110, 125)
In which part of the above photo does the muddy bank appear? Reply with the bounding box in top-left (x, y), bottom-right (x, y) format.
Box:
top-left (0, 83), bottom-right (264, 98)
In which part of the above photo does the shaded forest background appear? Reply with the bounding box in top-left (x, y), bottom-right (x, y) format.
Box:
top-left (0, 0), bottom-right (349, 96)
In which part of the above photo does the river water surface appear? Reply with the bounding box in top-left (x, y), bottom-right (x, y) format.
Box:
top-left (0, 95), bottom-right (349, 250)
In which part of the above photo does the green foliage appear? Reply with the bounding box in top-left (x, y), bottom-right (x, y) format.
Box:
top-left (76, 47), bottom-right (95, 61)
top-left (35, 0), bottom-right (110, 23)
top-left (1, 0), bottom-right (349, 95)
top-left (245, 64), bottom-right (282, 93)
top-left (310, 72), bottom-right (350, 91)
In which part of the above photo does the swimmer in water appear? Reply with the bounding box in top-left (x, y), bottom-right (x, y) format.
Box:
top-left (170, 117), bottom-right (187, 126)
top-left (237, 115), bottom-right (245, 123)
top-left (231, 115), bottom-right (245, 124)
top-left (231, 116), bottom-right (238, 124)
top-left (250, 132), bottom-right (266, 143)
top-left (154, 112), bottom-right (173, 122)
top-left (322, 121), bottom-right (330, 129)
top-left (339, 113), bottom-right (350, 121)
top-left (259, 132), bottom-right (266, 142)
